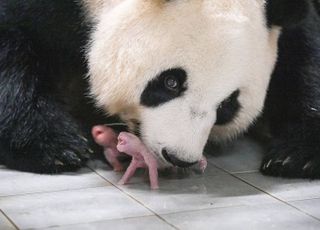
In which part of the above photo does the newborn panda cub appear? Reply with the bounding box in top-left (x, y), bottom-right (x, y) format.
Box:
top-left (92, 125), bottom-right (207, 189)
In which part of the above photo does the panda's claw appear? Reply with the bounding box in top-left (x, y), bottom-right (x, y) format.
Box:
top-left (79, 135), bottom-right (88, 142)
top-left (56, 150), bottom-right (84, 170)
top-left (265, 159), bottom-right (273, 169)
top-left (54, 159), bottom-right (64, 166)
top-left (282, 156), bottom-right (292, 166)
top-left (303, 161), bottom-right (313, 171)
top-left (260, 140), bottom-right (320, 179)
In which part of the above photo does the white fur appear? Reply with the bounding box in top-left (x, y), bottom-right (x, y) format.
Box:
top-left (82, 0), bottom-right (123, 22)
top-left (87, 0), bottom-right (279, 166)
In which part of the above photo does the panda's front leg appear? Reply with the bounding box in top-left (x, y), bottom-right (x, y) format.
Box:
top-left (261, 92), bottom-right (320, 178)
top-left (0, 28), bottom-right (89, 173)
top-left (0, 94), bottom-right (91, 173)
top-left (0, 93), bottom-right (91, 173)
top-left (260, 22), bottom-right (320, 178)
top-left (261, 120), bottom-right (320, 179)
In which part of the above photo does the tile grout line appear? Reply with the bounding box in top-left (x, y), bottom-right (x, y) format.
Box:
top-left (0, 184), bottom-right (110, 199)
top-left (1, 168), bottom-right (176, 230)
top-left (233, 174), bottom-right (320, 222)
top-left (93, 162), bottom-right (320, 223)
top-left (93, 170), bottom-right (180, 230)
top-left (24, 215), bottom-right (158, 230)
top-left (211, 162), bottom-right (320, 222)
top-left (0, 166), bottom-right (111, 198)
top-left (283, 197), bottom-right (320, 203)
top-left (154, 204), bottom-right (247, 217)
top-left (34, 204), bottom-right (252, 230)
top-left (4, 161), bottom-right (319, 228)
top-left (0, 209), bottom-right (20, 230)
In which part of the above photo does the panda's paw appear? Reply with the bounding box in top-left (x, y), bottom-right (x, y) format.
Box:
top-left (52, 134), bottom-right (91, 172)
top-left (33, 133), bottom-right (90, 174)
top-left (260, 141), bottom-right (320, 179)
top-left (4, 126), bottom-right (91, 174)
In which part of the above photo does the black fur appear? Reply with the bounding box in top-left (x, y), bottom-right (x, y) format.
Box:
top-left (314, 0), bottom-right (320, 15)
top-left (266, 0), bottom-right (310, 27)
top-left (162, 149), bottom-right (197, 168)
top-left (215, 90), bottom-right (240, 126)
top-left (261, 0), bottom-right (320, 178)
top-left (0, 0), bottom-right (108, 173)
top-left (140, 68), bottom-right (187, 107)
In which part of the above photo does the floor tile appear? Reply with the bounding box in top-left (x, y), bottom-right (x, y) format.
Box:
top-left (43, 216), bottom-right (175, 230)
top-left (0, 167), bottom-right (109, 197)
top-left (120, 174), bottom-right (277, 214)
top-left (162, 203), bottom-right (320, 230)
top-left (237, 172), bottom-right (320, 201)
top-left (89, 159), bottom-right (225, 186)
top-left (2, 135), bottom-right (320, 229)
top-left (206, 137), bottom-right (265, 173)
top-left (0, 187), bottom-right (152, 229)
top-left (0, 211), bottom-right (16, 230)
top-left (290, 199), bottom-right (320, 219)
top-left (87, 160), bottom-right (145, 185)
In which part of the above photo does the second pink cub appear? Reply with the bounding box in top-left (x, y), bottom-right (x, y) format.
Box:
top-left (117, 132), bottom-right (159, 189)
top-left (92, 125), bottom-right (159, 189)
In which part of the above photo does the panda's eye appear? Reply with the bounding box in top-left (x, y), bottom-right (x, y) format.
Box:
top-left (164, 75), bottom-right (179, 91)
top-left (141, 68), bottom-right (187, 107)
top-left (215, 90), bottom-right (241, 126)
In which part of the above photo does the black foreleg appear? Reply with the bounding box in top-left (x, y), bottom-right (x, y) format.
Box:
top-left (261, 12), bottom-right (320, 178)
top-left (0, 28), bottom-right (89, 173)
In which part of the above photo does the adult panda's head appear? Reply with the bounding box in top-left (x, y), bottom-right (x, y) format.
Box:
top-left (87, 0), bottom-right (309, 167)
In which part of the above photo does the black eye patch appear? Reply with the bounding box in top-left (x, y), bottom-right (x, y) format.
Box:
top-left (215, 90), bottom-right (241, 126)
top-left (140, 68), bottom-right (187, 107)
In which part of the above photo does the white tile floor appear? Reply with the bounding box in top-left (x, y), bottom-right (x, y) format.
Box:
top-left (1, 137), bottom-right (320, 230)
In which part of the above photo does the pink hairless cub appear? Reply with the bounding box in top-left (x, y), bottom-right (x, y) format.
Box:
top-left (91, 125), bottom-right (124, 172)
top-left (92, 125), bottom-right (207, 190)
top-left (117, 132), bottom-right (159, 190)
top-left (199, 156), bottom-right (208, 173)
top-left (92, 125), bottom-right (159, 189)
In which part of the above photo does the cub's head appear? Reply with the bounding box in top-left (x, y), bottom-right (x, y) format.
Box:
top-left (87, 0), bottom-right (309, 167)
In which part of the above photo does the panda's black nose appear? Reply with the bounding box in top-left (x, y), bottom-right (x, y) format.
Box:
top-left (161, 148), bottom-right (197, 168)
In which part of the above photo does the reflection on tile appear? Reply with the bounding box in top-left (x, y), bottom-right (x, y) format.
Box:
top-left (87, 160), bottom-right (145, 185)
top-left (237, 172), bottom-right (320, 201)
top-left (0, 212), bottom-right (16, 230)
top-left (45, 216), bottom-right (174, 230)
top-left (206, 137), bottom-right (265, 173)
top-left (158, 162), bottom-right (226, 181)
top-left (162, 203), bottom-right (320, 230)
top-left (0, 187), bottom-right (152, 229)
top-left (121, 174), bottom-right (276, 214)
top-left (88, 160), bottom-right (225, 186)
top-left (290, 199), bottom-right (320, 219)
top-left (0, 167), bottom-right (109, 197)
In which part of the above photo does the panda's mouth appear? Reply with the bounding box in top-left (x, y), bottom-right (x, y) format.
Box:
top-left (161, 149), bottom-right (197, 168)
top-left (138, 141), bottom-right (181, 167)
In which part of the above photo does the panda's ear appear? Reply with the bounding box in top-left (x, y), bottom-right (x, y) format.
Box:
top-left (266, 0), bottom-right (310, 27)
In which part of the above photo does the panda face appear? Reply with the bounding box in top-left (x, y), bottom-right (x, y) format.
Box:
top-left (88, 0), bottom-right (280, 167)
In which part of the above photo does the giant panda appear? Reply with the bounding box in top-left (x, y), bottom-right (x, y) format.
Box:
top-left (0, 0), bottom-right (320, 178)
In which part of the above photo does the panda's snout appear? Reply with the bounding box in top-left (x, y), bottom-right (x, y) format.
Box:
top-left (161, 148), bottom-right (197, 168)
